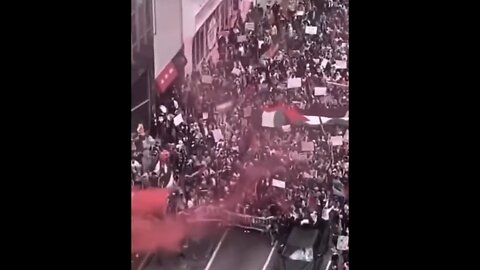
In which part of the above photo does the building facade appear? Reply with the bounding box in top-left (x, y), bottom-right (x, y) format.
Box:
top-left (182, 0), bottom-right (255, 75)
top-left (132, 0), bottom-right (155, 132)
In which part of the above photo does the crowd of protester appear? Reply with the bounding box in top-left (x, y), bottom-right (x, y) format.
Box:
top-left (132, 0), bottom-right (348, 268)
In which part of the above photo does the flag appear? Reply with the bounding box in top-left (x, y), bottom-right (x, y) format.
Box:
top-left (261, 103), bottom-right (308, 127)
top-left (262, 110), bottom-right (286, 127)
top-left (332, 179), bottom-right (346, 197)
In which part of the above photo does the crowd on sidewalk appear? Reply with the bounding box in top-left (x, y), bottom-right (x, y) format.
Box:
top-left (132, 0), bottom-right (349, 269)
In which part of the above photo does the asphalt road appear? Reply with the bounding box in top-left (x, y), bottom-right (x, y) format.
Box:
top-left (206, 228), bottom-right (275, 270)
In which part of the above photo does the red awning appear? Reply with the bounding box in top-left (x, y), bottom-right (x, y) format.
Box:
top-left (156, 61), bottom-right (178, 94)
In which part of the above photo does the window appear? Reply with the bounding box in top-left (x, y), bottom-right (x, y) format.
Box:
top-left (199, 27), bottom-right (205, 63)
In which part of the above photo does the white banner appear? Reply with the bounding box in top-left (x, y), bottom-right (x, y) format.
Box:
top-left (237, 35), bottom-right (247, 42)
top-left (305, 26), bottom-right (317, 35)
top-left (314, 87), bottom-right (327, 96)
top-left (301, 141), bottom-right (315, 152)
top-left (334, 60), bottom-right (347, 69)
top-left (272, 179), bottom-right (286, 188)
top-left (330, 136), bottom-right (343, 146)
top-left (287, 77), bottom-right (302, 89)
top-left (245, 22), bottom-right (255, 31)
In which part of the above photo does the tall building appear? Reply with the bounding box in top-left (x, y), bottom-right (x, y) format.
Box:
top-left (181, 0), bottom-right (254, 75)
top-left (131, 0), bottom-right (155, 132)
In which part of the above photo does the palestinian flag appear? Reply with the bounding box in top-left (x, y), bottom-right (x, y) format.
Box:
top-left (320, 116), bottom-right (349, 127)
top-left (332, 179), bottom-right (346, 198)
top-left (261, 103), bottom-right (308, 128)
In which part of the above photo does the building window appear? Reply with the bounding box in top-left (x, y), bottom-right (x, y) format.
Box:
top-left (199, 27), bottom-right (205, 64)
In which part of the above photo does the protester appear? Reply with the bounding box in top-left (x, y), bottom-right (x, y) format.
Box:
top-left (132, 0), bottom-right (349, 266)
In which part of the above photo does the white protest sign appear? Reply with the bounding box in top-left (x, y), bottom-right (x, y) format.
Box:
top-left (343, 129), bottom-right (349, 142)
top-left (330, 136), bottom-right (343, 146)
top-left (336, 236), bottom-right (349, 251)
top-left (272, 179), bottom-right (286, 188)
top-left (287, 77), bottom-right (302, 89)
top-left (296, 10), bottom-right (305, 16)
top-left (321, 59), bottom-right (329, 69)
top-left (237, 35), bottom-right (247, 42)
top-left (245, 22), bottom-right (255, 31)
top-left (231, 68), bottom-right (241, 76)
top-left (173, 114), bottom-right (184, 126)
top-left (301, 141), bottom-right (314, 152)
top-left (202, 112), bottom-right (209, 120)
top-left (305, 26), bottom-right (317, 35)
top-left (282, 125), bottom-right (291, 132)
top-left (201, 75), bottom-right (213, 84)
top-left (312, 58), bottom-right (320, 64)
top-left (334, 60), bottom-right (347, 69)
top-left (212, 129), bottom-right (224, 142)
top-left (314, 87), bottom-right (327, 96)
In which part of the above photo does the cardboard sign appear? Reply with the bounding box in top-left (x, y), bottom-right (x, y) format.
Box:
top-left (245, 22), bottom-right (255, 31)
top-left (212, 129), bottom-right (224, 142)
top-left (243, 106), bottom-right (252, 117)
top-left (237, 35), bottom-right (247, 43)
top-left (305, 26), bottom-right (317, 35)
top-left (173, 114), bottom-right (184, 126)
top-left (272, 179), bottom-right (286, 188)
top-left (314, 87), bottom-right (327, 96)
top-left (301, 141), bottom-right (315, 152)
top-left (336, 236), bottom-right (349, 251)
top-left (287, 77), bottom-right (302, 89)
top-left (330, 136), bottom-right (343, 146)
top-left (231, 68), bottom-right (241, 76)
top-left (201, 75), bottom-right (213, 84)
top-left (202, 112), bottom-right (209, 120)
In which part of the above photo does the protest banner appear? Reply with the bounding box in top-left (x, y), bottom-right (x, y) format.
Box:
top-left (245, 22), bottom-right (255, 31)
top-left (287, 77), bottom-right (302, 89)
top-left (305, 26), bottom-right (317, 35)
top-left (237, 35), bottom-right (247, 42)
top-left (212, 129), bottom-right (224, 142)
top-left (272, 179), bottom-right (286, 188)
top-left (202, 112), bottom-right (209, 120)
top-left (301, 141), bottom-right (314, 152)
top-left (173, 114), bottom-right (184, 126)
top-left (334, 60), bottom-right (347, 69)
top-left (314, 87), bottom-right (327, 96)
top-left (201, 75), bottom-right (213, 84)
top-left (330, 136), bottom-right (343, 146)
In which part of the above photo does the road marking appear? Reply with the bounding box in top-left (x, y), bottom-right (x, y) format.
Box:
top-left (261, 241), bottom-right (278, 270)
top-left (204, 228), bottom-right (230, 270)
top-left (325, 259), bottom-right (332, 270)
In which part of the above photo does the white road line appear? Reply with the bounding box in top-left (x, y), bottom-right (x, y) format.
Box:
top-left (204, 228), bottom-right (230, 270)
top-left (261, 241), bottom-right (278, 270)
top-left (325, 259), bottom-right (332, 270)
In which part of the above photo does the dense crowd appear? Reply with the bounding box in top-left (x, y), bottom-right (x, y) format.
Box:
top-left (132, 0), bottom-right (349, 269)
